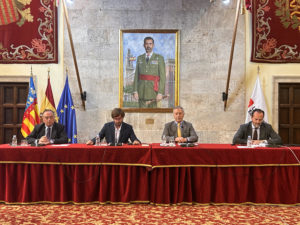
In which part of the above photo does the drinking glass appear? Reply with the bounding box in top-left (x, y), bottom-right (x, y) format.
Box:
top-left (161, 135), bottom-right (167, 146)
top-left (100, 137), bottom-right (107, 146)
top-left (169, 136), bottom-right (175, 146)
top-left (21, 139), bottom-right (28, 146)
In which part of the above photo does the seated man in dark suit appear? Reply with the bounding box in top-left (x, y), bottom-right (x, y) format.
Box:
top-left (162, 106), bottom-right (198, 143)
top-left (233, 108), bottom-right (282, 145)
top-left (86, 108), bottom-right (141, 145)
top-left (26, 109), bottom-right (68, 145)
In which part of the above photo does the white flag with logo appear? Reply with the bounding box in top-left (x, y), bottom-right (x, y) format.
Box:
top-left (245, 76), bottom-right (268, 123)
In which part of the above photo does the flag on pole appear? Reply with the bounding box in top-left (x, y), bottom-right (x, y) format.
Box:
top-left (245, 76), bottom-right (268, 123)
top-left (57, 75), bottom-right (77, 143)
top-left (21, 77), bottom-right (40, 137)
top-left (40, 75), bottom-right (58, 121)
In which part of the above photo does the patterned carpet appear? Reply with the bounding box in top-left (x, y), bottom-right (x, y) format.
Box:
top-left (0, 204), bottom-right (299, 224)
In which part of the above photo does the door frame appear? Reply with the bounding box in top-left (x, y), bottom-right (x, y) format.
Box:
top-left (273, 75), bottom-right (300, 132)
top-left (0, 75), bottom-right (34, 144)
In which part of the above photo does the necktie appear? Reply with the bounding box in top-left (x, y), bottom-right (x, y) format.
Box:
top-left (46, 127), bottom-right (51, 140)
top-left (177, 123), bottom-right (182, 137)
top-left (146, 56), bottom-right (149, 63)
top-left (253, 128), bottom-right (258, 140)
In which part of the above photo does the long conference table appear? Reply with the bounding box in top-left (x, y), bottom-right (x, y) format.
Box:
top-left (0, 143), bottom-right (300, 205)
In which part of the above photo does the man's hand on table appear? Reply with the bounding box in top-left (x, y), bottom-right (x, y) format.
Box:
top-left (86, 140), bottom-right (93, 145)
top-left (175, 137), bottom-right (187, 143)
top-left (38, 136), bottom-right (51, 145)
top-left (133, 140), bottom-right (141, 145)
top-left (252, 140), bottom-right (267, 145)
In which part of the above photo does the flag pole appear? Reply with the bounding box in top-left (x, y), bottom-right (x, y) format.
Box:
top-left (62, 0), bottom-right (86, 111)
top-left (240, 0), bottom-right (245, 15)
top-left (222, 0), bottom-right (242, 111)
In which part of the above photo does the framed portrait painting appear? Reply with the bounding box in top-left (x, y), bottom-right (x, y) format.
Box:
top-left (119, 29), bottom-right (179, 112)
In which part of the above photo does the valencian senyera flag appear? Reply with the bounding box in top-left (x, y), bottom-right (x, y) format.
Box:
top-left (21, 76), bottom-right (40, 137)
top-left (57, 75), bottom-right (77, 143)
top-left (40, 75), bottom-right (58, 121)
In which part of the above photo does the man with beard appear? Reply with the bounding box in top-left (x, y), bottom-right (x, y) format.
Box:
top-left (133, 37), bottom-right (166, 108)
top-left (233, 108), bottom-right (282, 145)
top-left (86, 108), bottom-right (141, 145)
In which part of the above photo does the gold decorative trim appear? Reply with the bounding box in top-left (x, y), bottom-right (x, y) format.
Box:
top-left (149, 201), bottom-right (300, 207)
top-left (2, 199), bottom-right (299, 206)
top-left (0, 200), bottom-right (150, 205)
top-left (152, 164), bottom-right (300, 168)
top-left (1, 161), bottom-right (298, 168)
top-left (0, 161), bottom-right (152, 167)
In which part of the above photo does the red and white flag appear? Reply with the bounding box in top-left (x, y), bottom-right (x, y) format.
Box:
top-left (40, 75), bottom-right (58, 122)
top-left (245, 76), bottom-right (268, 123)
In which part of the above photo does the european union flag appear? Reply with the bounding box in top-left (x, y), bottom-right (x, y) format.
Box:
top-left (57, 75), bottom-right (77, 143)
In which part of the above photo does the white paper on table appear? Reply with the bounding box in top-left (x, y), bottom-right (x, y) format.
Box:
top-left (50, 144), bottom-right (70, 147)
top-left (237, 143), bottom-right (266, 149)
top-left (160, 143), bottom-right (169, 147)
top-left (237, 146), bottom-right (253, 149)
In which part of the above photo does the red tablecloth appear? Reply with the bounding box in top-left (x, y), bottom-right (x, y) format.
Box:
top-left (150, 144), bottom-right (300, 204)
top-left (0, 144), bottom-right (151, 166)
top-left (0, 144), bottom-right (151, 204)
top-left (1, 143), bottom-right (300, 205)
top-left (151, 143), bottom-right (300, 167)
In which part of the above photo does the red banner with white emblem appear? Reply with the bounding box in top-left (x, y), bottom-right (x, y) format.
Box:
top-left (251, 0), bottom-right (300, 63)
top-left (0, 0), bottom-right (57, 63)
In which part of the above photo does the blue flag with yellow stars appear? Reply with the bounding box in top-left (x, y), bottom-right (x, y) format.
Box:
top-left (57, 75), bottom-right (77, 143)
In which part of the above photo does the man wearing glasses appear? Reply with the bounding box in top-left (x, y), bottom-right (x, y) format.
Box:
top-left (26, 109), bottom-right (68, 145)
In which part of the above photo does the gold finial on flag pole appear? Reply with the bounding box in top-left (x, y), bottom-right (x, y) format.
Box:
top-left (48, 68), bottom-right (50, 78)
top-left (30, 66), bottom-right (33, 76)
top-left (240, 0), bottom-right (245, 15)
top-left (257, 65), bottom-right (260, 76)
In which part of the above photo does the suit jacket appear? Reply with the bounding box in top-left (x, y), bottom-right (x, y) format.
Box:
top-left (162, 120), bottom-right (198, 143)
top-left (232, 122), bottom-right (282, 145)
top-left (92, 122), bottom-right (140, 144)
top-left (26, 122), bottom-right (68, 144)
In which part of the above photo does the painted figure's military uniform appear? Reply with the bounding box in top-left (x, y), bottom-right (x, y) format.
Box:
top-left (133, 53), bottom-right (166, 108)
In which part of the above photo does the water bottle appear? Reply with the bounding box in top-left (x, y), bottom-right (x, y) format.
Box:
top-left (247, 135), bottom-right (252, 147)
top-left (95, 135), bottom-right (100, 146)
top-left (11, 135), bottom-right (17, 147)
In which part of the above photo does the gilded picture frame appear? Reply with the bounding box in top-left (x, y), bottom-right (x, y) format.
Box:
top-left (119, 29), bottom-right (179, 113)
